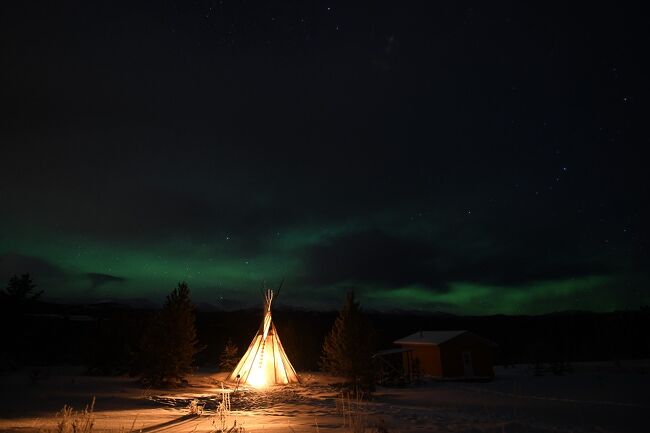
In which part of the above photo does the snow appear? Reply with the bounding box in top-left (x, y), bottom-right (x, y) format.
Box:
top-left (1, 361), bottom-right (649, 432)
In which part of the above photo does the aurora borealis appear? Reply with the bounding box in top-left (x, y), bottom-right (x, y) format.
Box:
top-left (1, 2), bottom-right (648, 314)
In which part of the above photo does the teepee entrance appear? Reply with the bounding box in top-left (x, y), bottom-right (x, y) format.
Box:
top-left (227, 287), bottom-right (300, 387)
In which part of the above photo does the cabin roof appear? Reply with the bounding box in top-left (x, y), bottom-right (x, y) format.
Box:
top-left (373, 347), bottom-right (413, 357)
top-left (395, 330), bottom-right (498, 347)
top-left (394, 330), bottom-right (468, 346)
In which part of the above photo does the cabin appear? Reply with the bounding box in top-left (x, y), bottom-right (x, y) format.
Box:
top-left (394, 330), bottom-right (496, 379)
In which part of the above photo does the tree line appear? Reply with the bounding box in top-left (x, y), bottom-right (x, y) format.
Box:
top-left (1, 274), bottom-right (376, 387)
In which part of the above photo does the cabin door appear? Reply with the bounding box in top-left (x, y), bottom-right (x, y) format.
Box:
top-left (462, 351), bottom-right (473, 377)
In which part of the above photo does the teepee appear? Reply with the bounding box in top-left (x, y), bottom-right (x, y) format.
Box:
top-left (227, 287), bottom-right (300, 387)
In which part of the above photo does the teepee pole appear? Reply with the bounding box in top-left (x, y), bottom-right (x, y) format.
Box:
top-left (271, 326), bottom-right (277, 384)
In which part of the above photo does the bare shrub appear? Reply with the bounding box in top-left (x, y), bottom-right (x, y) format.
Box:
top-left (187, 398), bottom-right (204, 415)
top-left (337, 390), bottom-right (389, 433)
top-left (55, 398), bottom-right (95, 433)
top-left (211, 385), bottom-right (244, 433)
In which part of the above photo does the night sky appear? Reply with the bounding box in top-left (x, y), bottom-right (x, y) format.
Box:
top-left (1, 1), bottom-right (648, 314)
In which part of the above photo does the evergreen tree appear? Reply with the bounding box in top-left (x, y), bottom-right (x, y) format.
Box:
top-left (1, 274), bottom-right (43, 365)
top-left (219, 338), bottom-right (239, 371)
top-left (320, 291), bottom-right (375, 385)
top-left (136, 282), bottom-right (200, 386)
top-left (3, 274), bottom-right (43, 302)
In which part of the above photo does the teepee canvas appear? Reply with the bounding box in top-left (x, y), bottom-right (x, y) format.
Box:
top-left (227, 288), bottom-right (300, 387)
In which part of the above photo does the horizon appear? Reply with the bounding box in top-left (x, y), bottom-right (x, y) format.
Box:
top-left (15, 287), bottom-right (649, 317)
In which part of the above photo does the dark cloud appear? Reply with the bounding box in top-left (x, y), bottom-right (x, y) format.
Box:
top-left (86, 273), bottom-right (126, 288)
top-left (300, 226), bottom-right (617, 292)
top-left (0, 254), bottom-right (128, 294)
top-left (302, 230), bottom-right (438, 288)
top-left (0, 253), bottom-right (65, 280)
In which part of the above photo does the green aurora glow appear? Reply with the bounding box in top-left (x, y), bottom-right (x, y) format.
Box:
top-left (2, 219), bottom-right (647, 314)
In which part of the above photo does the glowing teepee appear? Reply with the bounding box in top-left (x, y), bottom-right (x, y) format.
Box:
top-left (227, 287), bottom-right (300, 387)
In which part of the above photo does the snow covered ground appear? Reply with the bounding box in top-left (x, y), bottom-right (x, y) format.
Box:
top-left (0, 361), bottom-right (648, 433)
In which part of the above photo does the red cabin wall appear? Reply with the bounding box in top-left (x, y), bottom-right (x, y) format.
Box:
top-left (401, 344), bottom-right (442, 376)
top-left (399, 333), bottom-right (495, 378)
top-left (439, 333), bottom-right (494, 377)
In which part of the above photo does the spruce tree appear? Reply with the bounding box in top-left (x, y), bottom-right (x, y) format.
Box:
top-left (320, 291), bottom-right (375, 385)
top-left (3, 274), bottom-right (43, 302)
top-left (137, 281), bottom-right (200, 385)
top-left (219, 338), bottom-right (239, 371)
